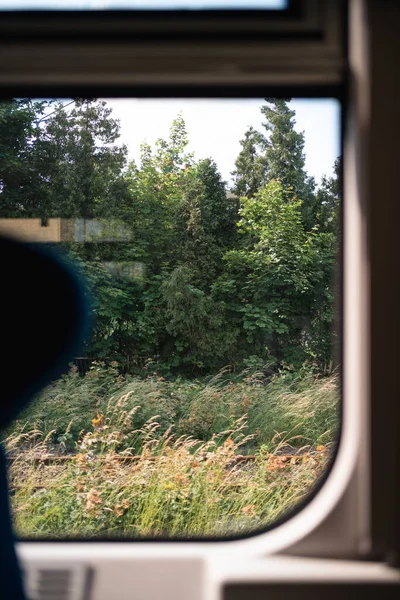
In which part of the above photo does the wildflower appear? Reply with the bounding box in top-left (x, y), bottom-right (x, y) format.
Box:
top-left (113, 504), bottom-right (124, 517)
top-left (163, 482), bottom-right (175, 490)
top-left (267, 456), bottom-right (287, 471)
top-left (242, 504), bottom-right (255, 515)
top-left (75, 453), bottom-right (87, 466)
top-left (85, 489), bottom-right (102, 512)
top-left (174, 473), bottom-right (188, 485)
top-left (92, 414), bottom-right (105, 429)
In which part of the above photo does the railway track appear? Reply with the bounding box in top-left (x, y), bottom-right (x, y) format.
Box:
top-left (8, 449), bottom-right (328, 492)
top-left (7, 450), bottom-right (326, 465)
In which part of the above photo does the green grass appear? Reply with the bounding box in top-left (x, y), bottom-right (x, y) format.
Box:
top-left (4, 365), bottom-right (339, 538)
top-left (7, 364), bottom-right (339, 453)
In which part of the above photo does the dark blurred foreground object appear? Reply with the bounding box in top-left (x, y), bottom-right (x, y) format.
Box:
top-left (0, 236), bottom-right (89, 600)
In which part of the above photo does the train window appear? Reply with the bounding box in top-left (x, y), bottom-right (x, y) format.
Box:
top-left (3, 2), bottom-right (400, 598)
top-left (0, 1), bottom-right (288, 11)
top-left (1, 95), bottom-right (341, 540)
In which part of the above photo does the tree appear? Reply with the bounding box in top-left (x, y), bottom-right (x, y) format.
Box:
top-left (78, 115), bottom-right (195, 369)
top-left (154, 113), bottom-right (192, 172)
top-left (176, 158), bottom-right (238, 287)
top-left (38, 99), bottom-right (129, 219)
top-left (124, 117), bottom-right (192, 271)
top-left (218, 180), bottom-right (333, 366)
top-left (0, 99), bottom-right (48, 217)
top-left (0, 99), bottom-right (130, 221)
top-left (160, 266), bottom-right (238, 372)
top-left (313, 156), bottom-right (342, 365)
top-left (232, 126), bottom-right (267, 198)
top-left (232, 99), bottom-right (318, 227)
top-left (261, 98), bottom-right (317, 230)
top-left (315, 156), bottom-right (342, 234)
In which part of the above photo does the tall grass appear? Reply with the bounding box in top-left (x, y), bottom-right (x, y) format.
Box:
top-left (4, 365), bottom-right (339, 538)
top-left (7, 416), bottom-right (331, 538)
top-left (7, 365), bottom-right (339, 454)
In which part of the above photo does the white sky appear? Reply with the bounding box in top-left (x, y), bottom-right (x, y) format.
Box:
top-left (0, 1), bottom-right (287, 10)
top-left (105, 98), bottom-right (341, 186)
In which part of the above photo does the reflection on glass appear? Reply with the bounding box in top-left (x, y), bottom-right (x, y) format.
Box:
top-left (0, 0), bottom-right (288, 11)
top-left (1, 98), bottom-right (340, 539)
top-left (0, 218), bottom-right (132, 243)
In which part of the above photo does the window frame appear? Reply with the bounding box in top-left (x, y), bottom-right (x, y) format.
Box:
top-left (0, 0), bottom-right (397, 591)
top-left (0, 1), bottom-right (314, 41)
top-left (3, 0), bottom-right (352, 554)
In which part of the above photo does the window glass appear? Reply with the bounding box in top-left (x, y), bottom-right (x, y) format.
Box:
top-left (0, 0), bottom-right (288, 11)
top-left (1, 97), bottom-right (341, 539)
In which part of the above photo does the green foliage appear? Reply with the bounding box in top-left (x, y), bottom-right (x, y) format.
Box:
top-left (123, 117), bottom-right (191, 269)
top-left (38, 99), bottom-right (129, 219)
top-left (0, 99), bottom-right (129, 219)
top-left (0, 97), bottom-right (339, 373)
top-left (0, 99), bottom-right (49, 217)
top-left (315, 156), bottom-right (342, 235)
top-left (160, 266), bottom-right (238, 371)
top-left (232, 126), bottom-right (268, 198)
top-left (218, 180), bottom-right (323, 365)
top-left (82, 261), bottom-right (137, 361)
top-left (261, 99), bottom-right (318, 230)
top-left (175, 158), bottom-right (238, 287)
top-left (261, 100), bottom-right (307, 193)
top-left (233, 99), bottom-right (319, 230)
